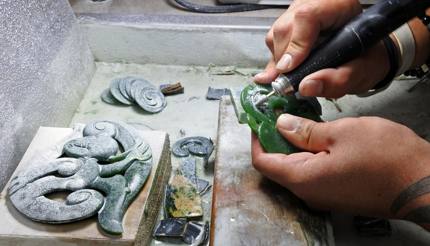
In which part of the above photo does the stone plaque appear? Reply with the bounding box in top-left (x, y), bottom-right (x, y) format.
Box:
top-left (0, 126), bottom-right (171, 246)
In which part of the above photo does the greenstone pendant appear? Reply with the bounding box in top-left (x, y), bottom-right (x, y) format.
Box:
top-left (240, 84), bottom-right (321, 154)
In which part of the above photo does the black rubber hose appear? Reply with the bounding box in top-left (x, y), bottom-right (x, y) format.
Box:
top-left (172, 0), bottom-right (274, 13)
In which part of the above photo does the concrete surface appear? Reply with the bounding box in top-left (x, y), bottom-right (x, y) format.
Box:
top-left (76, 14), bottom-right (272, 67)
top-left (70, 62), bottom-right (258, 141)
top-left (70, 0), bottom-right (284, 18)
top-left (0, 0), bottom-right (95, 190)
top-left (70, 0), bottom-right (279, 67)
top-left (0, 127), bottom-right (170, 246)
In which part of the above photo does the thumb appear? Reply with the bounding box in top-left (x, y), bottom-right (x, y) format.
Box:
top-left (276, 114), bottom-right (329, 152)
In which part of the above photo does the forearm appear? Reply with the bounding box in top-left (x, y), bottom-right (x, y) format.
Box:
top-left (389, 8), bottom-right (429, 77)
top-left (390, 139), bottom-right (430, 231)
top-left (409, 9), bottom-right (430, 67)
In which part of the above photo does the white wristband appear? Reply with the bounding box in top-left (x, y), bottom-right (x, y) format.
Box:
top-left (391, 23), bottom-right (416, 76)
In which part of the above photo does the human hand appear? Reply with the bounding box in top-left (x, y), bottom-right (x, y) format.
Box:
top-left (254, 0), bottom-right (391, 98)
top-left (251, 114), bottom-right (430, 226)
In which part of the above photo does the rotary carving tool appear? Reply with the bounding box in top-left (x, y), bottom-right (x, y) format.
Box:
top-left (256, 0), bottom-right (430, 106)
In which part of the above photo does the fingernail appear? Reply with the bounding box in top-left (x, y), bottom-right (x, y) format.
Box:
top-left (254, 72), bottom-right (266, 81)
top-left (302, 79), bottom-right (323, 95)
top-left (276, 53), bottom-right (292, 71)
top-left (277, 114), bottom-right (300, 132)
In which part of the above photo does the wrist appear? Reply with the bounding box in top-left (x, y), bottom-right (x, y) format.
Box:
top-left (402, 9), bottom-right (430, 80)
top-left (390, 140), bottom-right (430, 229)
top-left (358, 36), bottom-right (398, 97)
top-left (409, 17), bottom-right (430, 68)
top-left (391, 24), bottom-right (415, 76)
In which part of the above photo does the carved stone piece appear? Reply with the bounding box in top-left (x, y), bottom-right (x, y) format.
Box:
top-left (8, 121), bottom-right (153, 235)
top-left (102, 76), bottom-right (167, 114)
top-left (172, 137), bottom-right (214, 163)
top-left (240, 84), bottom-right (321, 154)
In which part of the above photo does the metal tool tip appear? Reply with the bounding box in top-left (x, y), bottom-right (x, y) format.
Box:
top-left (254, 96), bottom-right (267, 106)
top-left (255, 91), bottom-right (275, 106)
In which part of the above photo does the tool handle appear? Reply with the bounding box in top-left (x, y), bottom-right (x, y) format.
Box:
top-left (286, 0), bottom-right (430, 91)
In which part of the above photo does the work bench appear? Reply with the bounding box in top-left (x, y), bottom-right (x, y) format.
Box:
top-left (1, 0), bottom-right (429, 245)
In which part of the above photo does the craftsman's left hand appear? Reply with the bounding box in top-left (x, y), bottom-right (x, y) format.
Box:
top-left (251, 114), bottom-right (430, 218)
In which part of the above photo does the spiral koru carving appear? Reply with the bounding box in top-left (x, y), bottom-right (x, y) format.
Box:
top-left (101, 76), bottom-right (167, 114)
top-left (134, 84), bottom-right (167, 113)
top-left (8, 120), bottom-right (153, 235)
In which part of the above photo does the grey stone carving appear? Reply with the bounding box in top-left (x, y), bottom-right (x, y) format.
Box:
top-left (172, 137), bottom-right (214, 162)
top-left (172, 136), bottom-right (214, 168)
top-left (8, 121), bottom-right (153, 235)
top-left (102, 76), bottom-right (167, 113)
top-left (101, 88), bottom-right (120, 105)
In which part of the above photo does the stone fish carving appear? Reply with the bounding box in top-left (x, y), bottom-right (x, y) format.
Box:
top-left (8, 121), bottom-right (153, 235)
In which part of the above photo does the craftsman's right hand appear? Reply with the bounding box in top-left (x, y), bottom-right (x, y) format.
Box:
top-left (254, 0), bottom-right (390, 98)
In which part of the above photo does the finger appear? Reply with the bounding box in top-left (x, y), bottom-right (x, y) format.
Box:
top-left (270, 0), bottom-right (307, 62)
top-left (251, 133), bottom-right (264, 154)
top-left (254, 57), bottom-right (279, 84)
top-left (298, 66), bottom-right (354, 98)
top-left (276, 6), bottom-right (321, 73)
top-left (252, 135), bottom-right (331, 189)
top-left (276, 0), bottom-right (362, 73)
top-left (265, 28), bottom-right (275, 54)
top-left (298, 41), bottom-right (388, 98)
top-left (276, 114), bottom-right (332, 152)
top-left (273, 21), bottom-right (293, 62)
top-left (252, 133), bottom-right (316, 184)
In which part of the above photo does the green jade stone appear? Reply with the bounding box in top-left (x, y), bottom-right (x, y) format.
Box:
top-left (240, 84), bottom-right (321, 154)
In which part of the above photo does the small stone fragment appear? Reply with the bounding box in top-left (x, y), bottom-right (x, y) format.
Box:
top-left (154, 218), bottom-right (187, 238)
top-left (160, 82), bottom-right (184, 96)
top-left (153, 219), bottom-right (209, 245)
top-left (206, 87), bottom-right (230, 100)
top-left (182, 221), bottom-right (209, 245)
top-left (165, 174), bottom-right (203, 218)
top-left (179, 158), bottom-right (211, 195)
top-left (196, 178), bottom-right (211, 195)
top-left (180, 158), bottom-right (197, 182)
